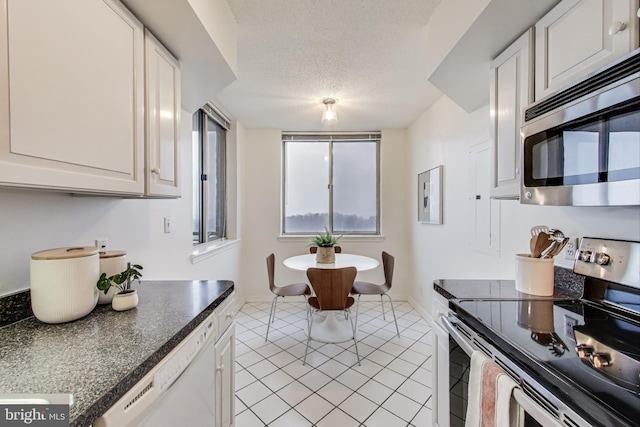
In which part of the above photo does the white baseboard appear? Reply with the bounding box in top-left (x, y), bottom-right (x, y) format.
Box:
top-left (234, 294), bottom-right (247, 310)
top-left (408, 295), bottom-right (434, 325)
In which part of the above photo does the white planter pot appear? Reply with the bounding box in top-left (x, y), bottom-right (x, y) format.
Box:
top-left (112, 290), bottom-right (138, 311)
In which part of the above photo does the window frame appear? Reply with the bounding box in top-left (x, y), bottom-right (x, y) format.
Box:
top-left (281, 132), bottom-right (381, 236)
top-left (193, 105), bottom-right (229, 246)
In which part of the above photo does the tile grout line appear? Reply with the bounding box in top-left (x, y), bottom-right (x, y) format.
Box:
top-left (235, 301), bottom-right (434, 426)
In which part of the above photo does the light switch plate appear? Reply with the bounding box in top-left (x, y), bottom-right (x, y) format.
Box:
top-left (164, 217), bottom-right (171, 234)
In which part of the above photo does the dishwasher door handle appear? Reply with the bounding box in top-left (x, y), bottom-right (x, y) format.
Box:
top-left (440, 313), bottom-right (475, 356)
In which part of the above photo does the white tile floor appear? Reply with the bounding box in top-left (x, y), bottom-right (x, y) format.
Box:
top-left (235, 299), bottom-right (434, 426)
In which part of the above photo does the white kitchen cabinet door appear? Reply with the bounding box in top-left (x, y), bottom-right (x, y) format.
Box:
top-left (432, 292), bottom-right (450, 427)
top-left (0, 0), bottom-right (145, 195)
top-left (489, 29), bottom-right (533, 199)
top-left (535, 0), bottom-right (639, 100)
top-left (215, 324), bottom-right (235, 427)
top-left (145, 29), bottom-right (181, 197)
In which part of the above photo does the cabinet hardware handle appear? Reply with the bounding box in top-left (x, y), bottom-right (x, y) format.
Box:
top-left (608, 21), bottom-right (627, 35)
top-left (151, 168), bottom-right (160, 175)
top-left (216, 364), bottom-right (224, 372)
top-left (475, 195), bottom-right (481, 200)
top-left (226, 312), bottom-right (233, 318)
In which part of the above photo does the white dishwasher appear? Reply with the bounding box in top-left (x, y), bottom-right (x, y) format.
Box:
top-left (94, 312), bottom-right (217, 427)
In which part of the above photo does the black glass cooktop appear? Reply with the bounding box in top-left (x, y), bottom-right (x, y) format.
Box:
top-left (452, 298), bottom-right (640, 427)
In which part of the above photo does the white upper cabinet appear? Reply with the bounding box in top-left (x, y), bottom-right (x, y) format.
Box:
top-left (535, 0), bottom-right (639, 100)
top-left (145, 29), bottom-right (181, 198)
top-left (0, 0), bottom-right (145, 195)
top-left (489, 29), bottom-right (533, 199)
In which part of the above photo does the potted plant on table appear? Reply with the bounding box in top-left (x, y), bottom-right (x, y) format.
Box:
top-left (96, 263), bottom-right (143, 311)
top-left (309, 228), bottom-right (342, 264)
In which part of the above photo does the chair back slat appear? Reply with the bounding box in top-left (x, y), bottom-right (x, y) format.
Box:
top-left (382, 251), bottom-right (394, 287)
top-left (307, 266), bottom-right (356, 310)
top-left (266, 253), bottom-right (276, 290)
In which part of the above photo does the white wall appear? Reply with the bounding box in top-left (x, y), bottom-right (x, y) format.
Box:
top-left (406, 95), bottom-right (640, 313)
top-left (238, 128), bottom-right (411, 302)
top-left (0, 109), bottom-right (243, 297)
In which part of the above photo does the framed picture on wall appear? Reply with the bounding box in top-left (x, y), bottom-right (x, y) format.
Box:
top-left (418, 165), bottom-right (443, 224)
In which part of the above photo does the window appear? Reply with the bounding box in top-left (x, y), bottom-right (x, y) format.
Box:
top-left (282, 133), bottom-right (380, 235)
top-left (193, 105), bottom-right (229, 245)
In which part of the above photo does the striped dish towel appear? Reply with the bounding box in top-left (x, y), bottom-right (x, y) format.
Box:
top-left (465, 351), bottom-right (523, 427)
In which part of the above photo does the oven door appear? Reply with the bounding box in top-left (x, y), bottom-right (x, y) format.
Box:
top-left (441, 313), bottom-right (588, 427)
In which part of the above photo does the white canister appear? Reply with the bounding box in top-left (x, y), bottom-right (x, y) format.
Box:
top-left (514, 253), bottom-right (555, 296)
top-left (98, 250), bottom-right (127, 304)
top-left (30, 247), bottom-right (99, 324)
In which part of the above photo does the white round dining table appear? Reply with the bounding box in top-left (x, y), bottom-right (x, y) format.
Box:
top-left (283, 253), bottom-right (379, 343)
top-left (283, 253), bottom-right (379, 272)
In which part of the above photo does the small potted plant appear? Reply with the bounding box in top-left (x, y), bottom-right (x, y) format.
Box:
top-left (309, 228), bottom-right (342, 263)
top-left (96, 263), bottom-right (143, 311)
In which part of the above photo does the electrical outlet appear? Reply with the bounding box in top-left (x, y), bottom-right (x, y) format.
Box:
top-left (164, 216), bottom-right (172, 234)
top-left (564, 314), bottom-right (578, 340)
top-left (95, 238), bottom-right (108, 250)
top-left (564, 238), bottom-right (578, 260)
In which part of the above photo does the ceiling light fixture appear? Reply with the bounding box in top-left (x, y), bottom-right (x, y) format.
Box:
top-left (321, 98), bottom-right (338, 124)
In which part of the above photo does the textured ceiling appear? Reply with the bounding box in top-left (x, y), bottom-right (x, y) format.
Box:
top-left (216, 0), bottom-right (443, 131)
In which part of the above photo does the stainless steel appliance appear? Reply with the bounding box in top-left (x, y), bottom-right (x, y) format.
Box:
top-left (443, 238), bottom-right (640, 426)
top-left (520, 48), bottom-right (640, 206)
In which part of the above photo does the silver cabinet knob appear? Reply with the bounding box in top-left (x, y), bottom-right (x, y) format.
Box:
top-left (151, 168), bottom-right (160, 175)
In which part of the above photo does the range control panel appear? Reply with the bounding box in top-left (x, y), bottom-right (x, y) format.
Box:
top-left (574, 238), bottom-right (639, 289)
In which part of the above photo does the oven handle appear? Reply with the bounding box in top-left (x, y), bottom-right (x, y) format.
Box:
top-left (440, 313), bottom-right (474, 356)
top-left (441, 313), bottom-right (565, 427)
top-left (513, 389), bottom-right (564, 427)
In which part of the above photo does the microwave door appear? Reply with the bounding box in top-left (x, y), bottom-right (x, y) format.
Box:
top-left (607, 109), bottom-right (640, 183)
top-left (522, 98), bottom-right (640, 206)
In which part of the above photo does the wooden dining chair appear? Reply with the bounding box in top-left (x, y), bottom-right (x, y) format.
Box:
top-left (265, 253), bottom-right (311, 341)
top-left (304, 266), bottom-right (361, 366)
top-left (309, 246), bottom-right (342, 253)
top-left (351, 251), bottom-right (400, 337)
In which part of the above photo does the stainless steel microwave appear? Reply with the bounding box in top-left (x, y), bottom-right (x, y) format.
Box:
top-left (520, 48), bottom-right (640, 206)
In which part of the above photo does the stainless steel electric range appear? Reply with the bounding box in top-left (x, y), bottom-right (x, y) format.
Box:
top-left (443, 238), bottom-right (640, 427)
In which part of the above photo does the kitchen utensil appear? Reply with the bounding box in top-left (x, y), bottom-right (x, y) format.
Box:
top-left (529, 236), bottom-right (538, 257)
top-left (540, 229), bottom-right (569, 258)
top-left (548, 228), bottom-right (565, 242)
top-left (532, 232), bottom-right (552, 258)
top-left (545, 237), bottom-right (570, 258)
top-left (540, 239), bottom-right (558, 259)
top-left (530, 225), bottom-right (549, 237)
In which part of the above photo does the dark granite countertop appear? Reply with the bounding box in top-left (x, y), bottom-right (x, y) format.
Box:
top-left (0, 280), bottom-right (234, 427)
top-left (434, 267), bottom-right (584, 300)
